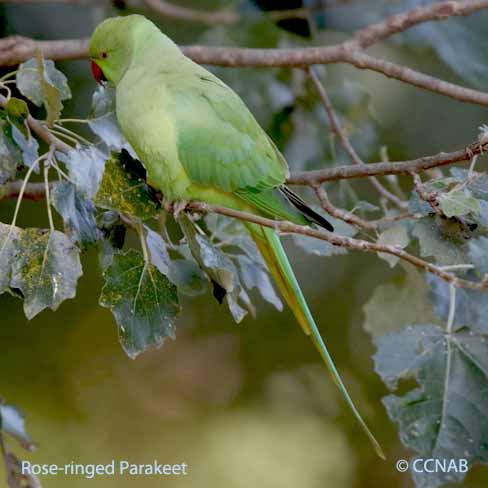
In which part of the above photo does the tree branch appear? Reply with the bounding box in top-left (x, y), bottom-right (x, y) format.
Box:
top-left (141, 0), bottom-right (238, 26)
top-left (307, 66), bottom-right (407, 208)
top-left (1, 1), bottom-right (487, 104)
top-left (288, 140), bottom-right (488, 185)
top-left (2, 181), bottom-right (484, 291)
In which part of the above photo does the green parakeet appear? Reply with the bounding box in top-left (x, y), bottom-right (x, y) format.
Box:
top-left (90, 15), bottom-right (383, 457)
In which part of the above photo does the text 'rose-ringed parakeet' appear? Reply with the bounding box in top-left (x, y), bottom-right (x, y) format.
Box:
top-left (89, 15), bottom-right (383, 458)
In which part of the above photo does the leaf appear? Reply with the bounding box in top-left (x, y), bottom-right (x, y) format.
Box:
top-left (0, 223), bottom-right (22, 294)
top-left (16, 55), bottom-right (71, 126)
top-left (0, 404), bottom-right (35, 451)
top-left (51, 181), bottom-right (98, 247)
top-left (88, 85), bottom-right (134, 154)
top-left (59, 145), bottom-right (107, 199)
top-left (374, 324), bottom-right (488, 488)
top-left (236, 254), bottom-right (282, 311)
top-left (10, 122), bottom-right (39, 170)
top-left (412, 216), bottom-right (468, 266)
top-left (363, 266), bottom-right (438, 337)
top-left (0, 120), bottom-right (20, 185)
top-left (438, 189), bottom-right (481, 218)
top-left (145, 226), bottom-right (171, 276)
top-left (179, 214), bottom-right (247, 322)
top-left (99, 249), bottom-right (180, 359)
top-left (10, 229), bottom-right (83, 319)
top-left (428, 274), bottom-right (488, 335)
top-left (292, 215), bottom-right (356, 257)
top-left (376, 225), bottom-right (409, 268)
top-left (95, 152), bottom-right (160, 220)
top-left (468, 236), bottom-right (488, 274)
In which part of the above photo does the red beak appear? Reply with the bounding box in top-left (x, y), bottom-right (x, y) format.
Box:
top-left (91, 60), bottom-right (106, 84)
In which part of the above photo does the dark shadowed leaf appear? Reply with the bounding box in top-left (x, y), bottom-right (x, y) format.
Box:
top-left (0, 403), bottom-right (35, 451)
top-left (179, 213), bottom-right (247, 322)
top-left (0, 120), bottom-right (20, 185)
top-left (95, 153), bottom-right (160, 220)
top-left (0, 223), bottom-right (22, 294)
top-left (374, 324), bottom-right (488, 488)
top-left (236, 254), bottom-right (282, 311)
top-left (10, 229), bottom-right (82, 319)
top-left (58, 145), bottom-right (107, 199)
top-left (99, 249), bottom-right (180, 359)
top-left (51, 181), bottom-right (98, 247)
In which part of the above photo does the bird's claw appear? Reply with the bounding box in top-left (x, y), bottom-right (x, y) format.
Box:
top-left (173, 200), bottom-right (188, 219)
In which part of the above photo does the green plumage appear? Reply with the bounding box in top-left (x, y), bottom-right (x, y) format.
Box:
top-left (89, 15), bottom-right (383, 458)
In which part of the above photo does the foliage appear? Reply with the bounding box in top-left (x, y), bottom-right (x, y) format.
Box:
top-left (1, 2), bottom-right (488, 486)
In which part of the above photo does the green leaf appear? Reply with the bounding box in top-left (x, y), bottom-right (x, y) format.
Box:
top-left (438, 189), bottom-right (481, 218)
top-left (468, 236), bottom-right (488, 274)
top-left (89, 85), bottom-right (132, 152)
top-left (0, 403), bottom-right (35, 451)
top-left (10, 229), bottom-right (83, 319)
top-left (51, 181), bottom-right (98, 247)
top-left (99, 249), bottom-right (180, 359)
top-left (95, 153), bottom-right (160, 220)
top-left (0, 223), bottom-right (22, 295)
top-left (376, 225), bottom-right (409, 268)
top-left (292, 215), bottom-right (356, 257)
top-left (412, 216), bottom-right (469, 266)
top-left (59, 145), bottom-right (107, 199)
top-left (16, 55), bottom-right (71, 126)
top-left (363, 266), bottom-right (438, 337)
top-left (5, 97), bottom-right (29, 121)
top-left (374, 324), bottom-right (488, 488)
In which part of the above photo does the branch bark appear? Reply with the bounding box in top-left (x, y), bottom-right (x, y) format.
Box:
top-left (1, 1), bottom-right (487, 104)
top-left (288, 140), bottom-right (488, 185)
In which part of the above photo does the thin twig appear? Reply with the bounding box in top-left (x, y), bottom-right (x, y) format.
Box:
top-left (306, 67), bottom-right (407, 208)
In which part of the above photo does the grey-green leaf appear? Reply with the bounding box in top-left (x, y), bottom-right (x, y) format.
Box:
top-left (51, 181), bottom-right (98, 247)
top-left (59, 145), bottom-right (107, 199)
top-left (363, 266), bottom-right (438, 337)
top-left (99, 249), bottom-right (180, 359)
top-left (89, 85), bottom-right (133, 153)
top-left (438, 189), bottom-right (480, 218)
top-left (292, 216), bottom-right (356, 257)
top-left (10, 229), bottom-right (83, 319)
top-left (16, 56), bottom-right (71, 126)
top-left (0, 404), bottom-right (35, 451)
top-left (374, 324), bottom-right (488, 488)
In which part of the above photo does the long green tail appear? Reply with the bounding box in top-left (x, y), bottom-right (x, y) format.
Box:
top-left (248, 223), bottom-right (385, 459)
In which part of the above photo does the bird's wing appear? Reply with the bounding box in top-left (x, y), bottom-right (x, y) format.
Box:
top-left (166, 71), bottom-right (288, 194)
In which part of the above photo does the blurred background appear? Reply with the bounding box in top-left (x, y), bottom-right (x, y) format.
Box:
top-left (0, 1), bottom-right (488, 487)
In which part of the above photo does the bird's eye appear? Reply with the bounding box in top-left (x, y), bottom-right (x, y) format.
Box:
top-left (101, 52), bottom-right (108, 59)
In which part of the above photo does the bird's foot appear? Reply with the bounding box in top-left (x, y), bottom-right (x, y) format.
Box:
top-left (173, 200), bottom-right (188, 219)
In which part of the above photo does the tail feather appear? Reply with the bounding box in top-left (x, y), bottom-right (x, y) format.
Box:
top-left (248, 223), bottom-right (385, 460)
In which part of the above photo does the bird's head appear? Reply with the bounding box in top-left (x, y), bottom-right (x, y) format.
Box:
top-left (89, 15), bottom-right (149, 85)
